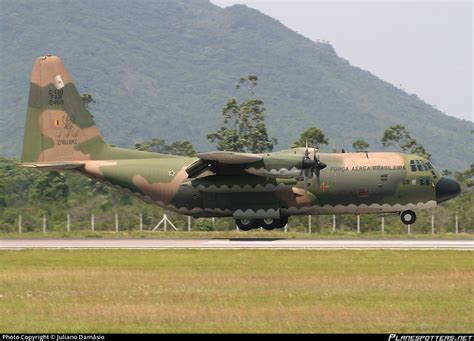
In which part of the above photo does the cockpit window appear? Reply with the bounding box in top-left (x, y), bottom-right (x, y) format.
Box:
top-left (416, 160), bottom-right (424, 171)
top-left (410, 159), bottom-right (432, 172)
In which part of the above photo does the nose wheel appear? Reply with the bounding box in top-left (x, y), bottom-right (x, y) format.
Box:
top-left (400, 210), bottom-right (416, 225)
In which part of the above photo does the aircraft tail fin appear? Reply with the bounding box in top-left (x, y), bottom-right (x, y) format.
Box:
top-left (21, 55), bottom-right (107, 163)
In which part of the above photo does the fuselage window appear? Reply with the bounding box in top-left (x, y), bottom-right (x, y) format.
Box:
top-left (419, 176), bottom-right (431, 186)
top-left (410, 160), bottom-right (417, 172)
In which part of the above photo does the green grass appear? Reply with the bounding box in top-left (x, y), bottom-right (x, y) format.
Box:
top-left (0, 250), bottom-right (472, 333)
top-left (0, 230), bottom-right (472, 239)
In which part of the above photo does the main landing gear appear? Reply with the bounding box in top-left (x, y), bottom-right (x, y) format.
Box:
top-left (235, 217), bottom-right (288, 231)
top-left (400, 210), bottom-right (416, 225)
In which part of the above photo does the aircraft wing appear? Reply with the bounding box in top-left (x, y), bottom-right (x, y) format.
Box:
top-left (197, 151), bottom-right (262, 164)
top-left (186, 151), bottom-right (263, 178)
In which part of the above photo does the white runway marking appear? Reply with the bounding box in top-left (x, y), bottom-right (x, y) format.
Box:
top-left (0, 239), bottom-right (472, 250)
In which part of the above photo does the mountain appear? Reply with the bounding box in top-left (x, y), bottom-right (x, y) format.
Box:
top-left (0, 0), bottom-right (472, 170)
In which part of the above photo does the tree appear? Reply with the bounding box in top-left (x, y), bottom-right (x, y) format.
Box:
top-left (80, 93), bottom-right (96, 105)
top-left (455, 164), bottom-right (474, 187)
top-left (135, 138), bottom-right (167, 153)
top-left (352, 139), bottom-right (370, 152)
top-left (207, 75), bottom-right (276, 153)
top-left (236, 74), bottom-right (258, 95)
top-left (442, 169), bottom-right (453, 176)
top-left (135, 138), bottom-right (196, 156)
top-left (292, 127), bottom-right (328, 149)
top-left (381, 124), bottom-right (431, 158)
top-left (166, 141), bottom-right (196, 157)
top-left (30, 171), bottom-right (69, 203)
top-left (81, 93), bottom-right (96, 111)
top-left (0, 179), bottom-right (6, 208)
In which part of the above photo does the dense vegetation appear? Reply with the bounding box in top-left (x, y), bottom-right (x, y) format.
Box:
top-left (0, 158), bottom-right (472, 233)
top-left (0, 0), bottom-right (473, 170)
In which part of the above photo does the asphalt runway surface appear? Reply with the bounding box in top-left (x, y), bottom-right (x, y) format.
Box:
top-left (0, 239), bottom-right (472, 250)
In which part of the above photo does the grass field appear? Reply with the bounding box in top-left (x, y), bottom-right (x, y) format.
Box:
top-left (0, 250), bottom-right (472, 333)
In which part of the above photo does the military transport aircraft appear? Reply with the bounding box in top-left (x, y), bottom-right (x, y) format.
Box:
top-left (20, 56), bottom-right (461, 230)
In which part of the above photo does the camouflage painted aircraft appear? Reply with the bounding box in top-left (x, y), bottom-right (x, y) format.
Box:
top-left (20, 56), bottom-right (461, 230)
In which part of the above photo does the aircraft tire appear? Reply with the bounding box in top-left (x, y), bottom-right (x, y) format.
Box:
top-left (400, 210), bottom-right (416, 225)
top-left (275, 216), bottom-right (289, 229)
top-left (259, 218), bottom-right (279, 230)
top-left (235, 218), bottom-right (258, 231)
top-left (258, 217), bottom-right (289, 230)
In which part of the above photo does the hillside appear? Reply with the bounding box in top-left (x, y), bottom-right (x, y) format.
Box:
top-left (0, 0), bottom-right (472, 170)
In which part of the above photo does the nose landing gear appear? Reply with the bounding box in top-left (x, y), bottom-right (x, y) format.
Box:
top-left (400, 210), bottom-right (416, 225)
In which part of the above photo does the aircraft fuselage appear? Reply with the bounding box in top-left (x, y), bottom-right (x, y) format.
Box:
top-left (77, 150), bottom-right (457, 220)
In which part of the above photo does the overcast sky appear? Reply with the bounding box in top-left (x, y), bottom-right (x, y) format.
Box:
top-left (211, 0), bottom-right (473, 122)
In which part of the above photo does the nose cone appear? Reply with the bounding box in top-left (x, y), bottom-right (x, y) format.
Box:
top-left (435, 177), bottom-right (461, 203)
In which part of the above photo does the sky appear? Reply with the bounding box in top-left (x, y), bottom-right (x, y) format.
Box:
top-left (211, 0), bottom-right (473, 122)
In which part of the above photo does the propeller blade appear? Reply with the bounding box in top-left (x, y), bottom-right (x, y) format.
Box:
top-left (299, 143), bottom-right (327, 192)
top-left (314, 150), bottom-right (326, 190)
top-left (316, 150), bottom-right (327, 170)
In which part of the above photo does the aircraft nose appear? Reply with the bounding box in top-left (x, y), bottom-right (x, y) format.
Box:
top-left (435, 177), bottom-right (461, 203)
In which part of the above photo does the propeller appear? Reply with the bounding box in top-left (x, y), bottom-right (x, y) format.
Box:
top-left (300, 139), bottom-right (327, 192)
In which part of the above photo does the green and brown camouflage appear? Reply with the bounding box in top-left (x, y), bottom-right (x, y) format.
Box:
top-left (20, 56), bottom-right (461, 229)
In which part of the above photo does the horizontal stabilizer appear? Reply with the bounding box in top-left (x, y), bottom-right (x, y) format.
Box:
top-left (19, 161), bottom-right (85, 171)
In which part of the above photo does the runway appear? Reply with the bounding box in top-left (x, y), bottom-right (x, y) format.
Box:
top-left (0, 238), bottom-right (472, 250)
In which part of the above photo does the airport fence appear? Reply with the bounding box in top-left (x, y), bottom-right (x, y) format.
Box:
top-left (0, 210), bottom-right (472, 235)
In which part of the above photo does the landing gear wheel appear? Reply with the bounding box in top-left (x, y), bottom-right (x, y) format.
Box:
top-left (400, 210), bottom-right (416, 225)
top-left (276, 216), bottom-right (289, 229)
top-left (260, 218), bottom-right (279, 230)
top-left (236, 218), bottom-right (258, 231)
top-left (258, 217), bottom-right (289, 230)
